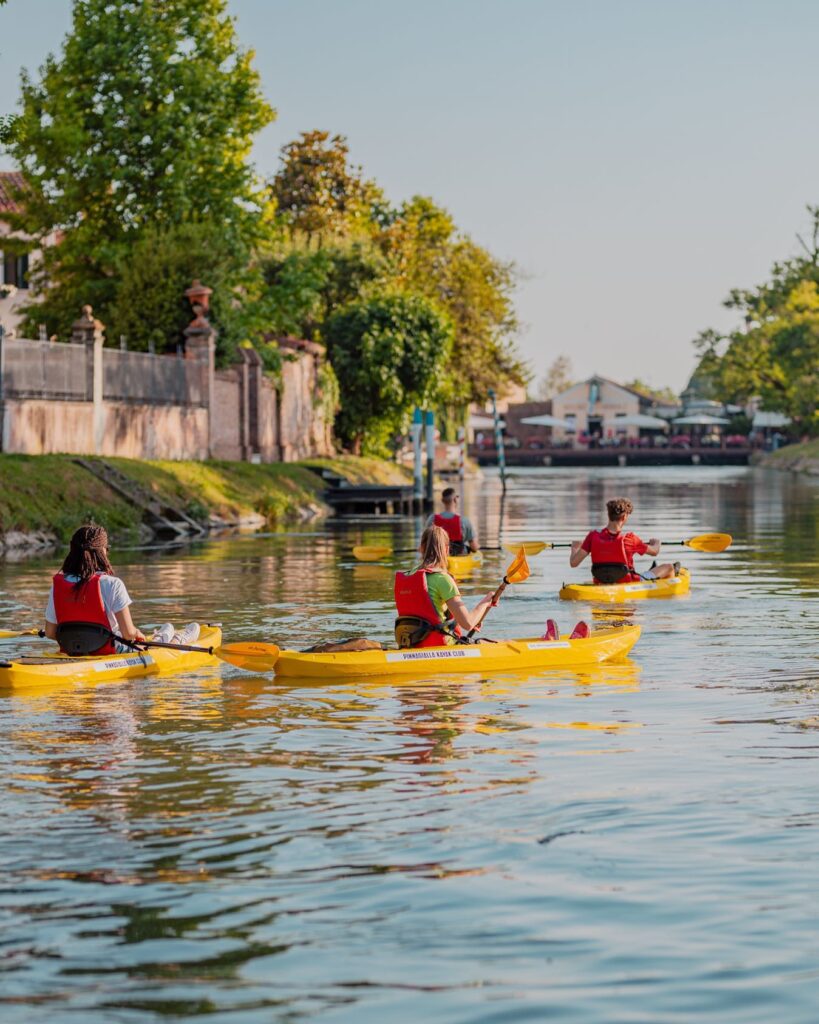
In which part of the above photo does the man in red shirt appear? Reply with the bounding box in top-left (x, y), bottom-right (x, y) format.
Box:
top-left (569, 497), bottom-right (679, 584)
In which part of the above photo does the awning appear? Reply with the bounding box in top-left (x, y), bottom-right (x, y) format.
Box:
top-left (752, 411), bottom-right (790, 429)
top-left (468, 413), bottom-right (506, 429)
top-left (520, 414), bottom-right (575, 429)
top-left (673, 414), bottom-right (730, 426)
top-left (609, 414), bottom-right (668, 429)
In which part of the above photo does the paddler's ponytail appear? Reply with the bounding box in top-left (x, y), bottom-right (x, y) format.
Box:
top-left (61, 525), bottom-right (115, 590)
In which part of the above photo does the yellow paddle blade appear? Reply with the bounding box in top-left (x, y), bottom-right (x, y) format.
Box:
top-left (502, 541), bottom-right (549, 555)
top-left (352, 545), bottom-right (393, 562)
top-left (505, 546), bottom-right (531, 584)
top-left (684, 532), bottom-right (732, 553)
top-left (0, 628), bottom-right (41, 639)
top-left (215, 642), bottom-right (280, 673)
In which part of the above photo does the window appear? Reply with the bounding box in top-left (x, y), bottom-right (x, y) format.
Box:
top-left (2, 251), bottom-right (29, 289)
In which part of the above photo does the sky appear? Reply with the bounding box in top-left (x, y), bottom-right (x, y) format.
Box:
top-left (3, 0), bottom-right (819, 392)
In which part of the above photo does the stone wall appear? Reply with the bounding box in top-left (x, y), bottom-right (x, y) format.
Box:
top-left (0, 287), bottom-right (335, 462)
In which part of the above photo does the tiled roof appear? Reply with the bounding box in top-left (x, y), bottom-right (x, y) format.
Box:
top-left (0, 171), bottom-right (26, 213)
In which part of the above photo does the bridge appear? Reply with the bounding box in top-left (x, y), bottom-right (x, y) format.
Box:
top-left (469, 446), bottom-right (753, 468)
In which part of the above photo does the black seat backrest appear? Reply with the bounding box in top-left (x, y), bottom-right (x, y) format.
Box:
top-left (55, 621), bottom-right (117, 656)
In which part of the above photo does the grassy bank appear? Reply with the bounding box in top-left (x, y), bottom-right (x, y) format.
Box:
top-left (755, 440), bottom-right (819, 475)
top-left (0, 453), bottom-right (409, 545)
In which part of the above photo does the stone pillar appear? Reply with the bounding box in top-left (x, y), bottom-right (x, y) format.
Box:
top-left (244, 346), bottom-right (262, 459)
top-left (183, 280), bottom-right (216, 458)
top-left (72, 305), bottom-right (105, 454)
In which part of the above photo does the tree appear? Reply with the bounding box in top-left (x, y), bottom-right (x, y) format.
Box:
top-left (623, 379), bottom-right (679, 404)
top-left (324, 293), bottom-right (453, 455)
top-left (270, 131), bottom-right (383, 241)
top-left (693, 207), bottom-right (819, 434)
top-left (259, 238), bottom-right (387, 341)
top-left (4, 0), bottom-right (274, 349)
top-left (535, 355), bottom-right (574, 399)
top-left (376, 196), bottom-right (528, 406)
top-left (105, 221), bottom-right (260, 361)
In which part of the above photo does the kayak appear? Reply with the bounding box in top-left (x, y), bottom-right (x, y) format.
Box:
top-left (447, 551), bottom-right (482, 575)
top-left (0, 625), bottom-right (222, 689)
top-left (273, 624), bottom-right (640, 679)
top-left (559, 568), bottom-right (691, 603)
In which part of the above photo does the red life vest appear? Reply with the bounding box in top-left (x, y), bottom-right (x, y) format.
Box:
top-left (588, 530), bottom-right (640, 584)
top-left (433, 513), bottom-right (465, 554)
top-left (52, 572), bottom-right (117, 655)
top-left (394, 568), bottom-right (451, 647)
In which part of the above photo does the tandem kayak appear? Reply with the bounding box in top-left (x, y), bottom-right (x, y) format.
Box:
top-left (0, 625), bottom-right (222, 689)
top-left (447, 551), bottom-right (482, 576)
top-left (559, 568), bottom-right (691, 603)
top-left (273, 624), bottom-right (640, 679)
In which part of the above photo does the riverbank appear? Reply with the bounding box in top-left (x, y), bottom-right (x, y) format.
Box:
top-left (0, 453), bottom-right (410, 554)
top-left (753, 440), bottom-right (819, 476)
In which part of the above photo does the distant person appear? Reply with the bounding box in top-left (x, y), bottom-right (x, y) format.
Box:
top-left (394, 526), bottom-right (495, 648)
top-left (45, 525), bottom-right (199, 655)
top-left (425, 487), bottom-right (479, 556)
top-left (569, 497), bottom-right (679, 584)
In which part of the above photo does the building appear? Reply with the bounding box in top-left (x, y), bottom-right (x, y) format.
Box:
top-left (0, 171), bottom-right (61, 337)
top-left (550, 375), bottom-right (678, 441)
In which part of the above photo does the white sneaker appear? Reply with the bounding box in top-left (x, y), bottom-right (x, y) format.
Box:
top-left (172, 622), bottom-right (200, 645)
top-left (151, 623), bottom-right (175, 644)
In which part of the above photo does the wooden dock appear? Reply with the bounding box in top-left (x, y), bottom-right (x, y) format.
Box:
top-left (308, 466), bottom-right (421, 516)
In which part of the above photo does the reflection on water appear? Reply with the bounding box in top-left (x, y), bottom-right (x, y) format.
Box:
top-left (1, 466), bottom-right (818, 1022)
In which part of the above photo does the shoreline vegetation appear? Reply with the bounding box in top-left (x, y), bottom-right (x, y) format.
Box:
top-left (0, 453), bottom-right (410, 556)
top-left (753, 439), bottom-right (819, 476)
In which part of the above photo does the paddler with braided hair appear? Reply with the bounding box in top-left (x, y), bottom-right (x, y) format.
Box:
top-left (394, 525), bottom-right (495, 648)
top-left (424, 487), bottom-right (479, 556)
top-left (44, 525), bottom-right (199, 655)
top-left (569, 497), bottom-right (680, 584)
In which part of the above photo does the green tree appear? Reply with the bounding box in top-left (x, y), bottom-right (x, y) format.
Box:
top-left (259, 238), bottom-right (386, 340)
top-left (105, 221), bottom-right (263, 362)
top-left (324, 293), bottom-right (453, 455)
top-left (270, 131), bottom-right (384, 242)
top-left (4, 0), bottom-right (274, 349)
top-left (694, 208), bottom-right (819, 434)
top-left (377, 196), bottom-right (527, 406)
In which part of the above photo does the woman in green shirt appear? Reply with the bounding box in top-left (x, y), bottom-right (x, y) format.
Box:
top-left (394, 525), bottom-right (496, 647)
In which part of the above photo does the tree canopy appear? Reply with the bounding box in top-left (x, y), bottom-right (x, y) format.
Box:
top-left (324, 293), bottom-right (453, 455)
top-left (694, 208), bottom-right (819, 435)
top-left (4, 0), bottom-right (274, 354)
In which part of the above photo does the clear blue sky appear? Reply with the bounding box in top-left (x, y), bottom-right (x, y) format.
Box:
top-left (3, 0), bottom-right (819, 391)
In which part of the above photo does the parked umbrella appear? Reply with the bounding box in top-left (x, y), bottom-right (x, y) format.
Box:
top-left (607, 413), bottom-right (669, 429)
top-left (672, 414), bottom-right (730, 426)
top-left (519, 414), bottom-right (575, 429)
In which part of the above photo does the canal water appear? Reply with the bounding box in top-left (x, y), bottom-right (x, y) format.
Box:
top-left (0, 466), bottom-right (817, 1023)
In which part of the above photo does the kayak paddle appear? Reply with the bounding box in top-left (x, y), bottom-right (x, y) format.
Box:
top-left (0, 626), bottom-right (280, 673)
top-left (467, 545), bottom-right (530, 639)
top-left (352, 543), bottom-right (530, 561)
top-left (110, 634), bottom-right (281, 673)
top-left (502, 532), bottom-right (732, 555)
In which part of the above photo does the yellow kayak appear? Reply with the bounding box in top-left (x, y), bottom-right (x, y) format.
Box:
top-left (447, 551), bottom-right (482, 576)
top-left (559, 568), bottom-right (691, 603)
top-left (274, 624), bottom-right (640, 679)
top-left (0, 625), bottom-right (222, 689)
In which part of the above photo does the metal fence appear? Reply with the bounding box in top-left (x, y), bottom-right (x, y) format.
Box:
top-left (0, 336), bottom-right (208, 407)
top-left (0, 337), bottom-right (89, 400)
top-left (103, 348), bottom-right (208, 407)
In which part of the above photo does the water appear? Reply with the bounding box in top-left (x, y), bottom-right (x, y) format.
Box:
top-left (1, 466), bottom-right (817, 1023)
